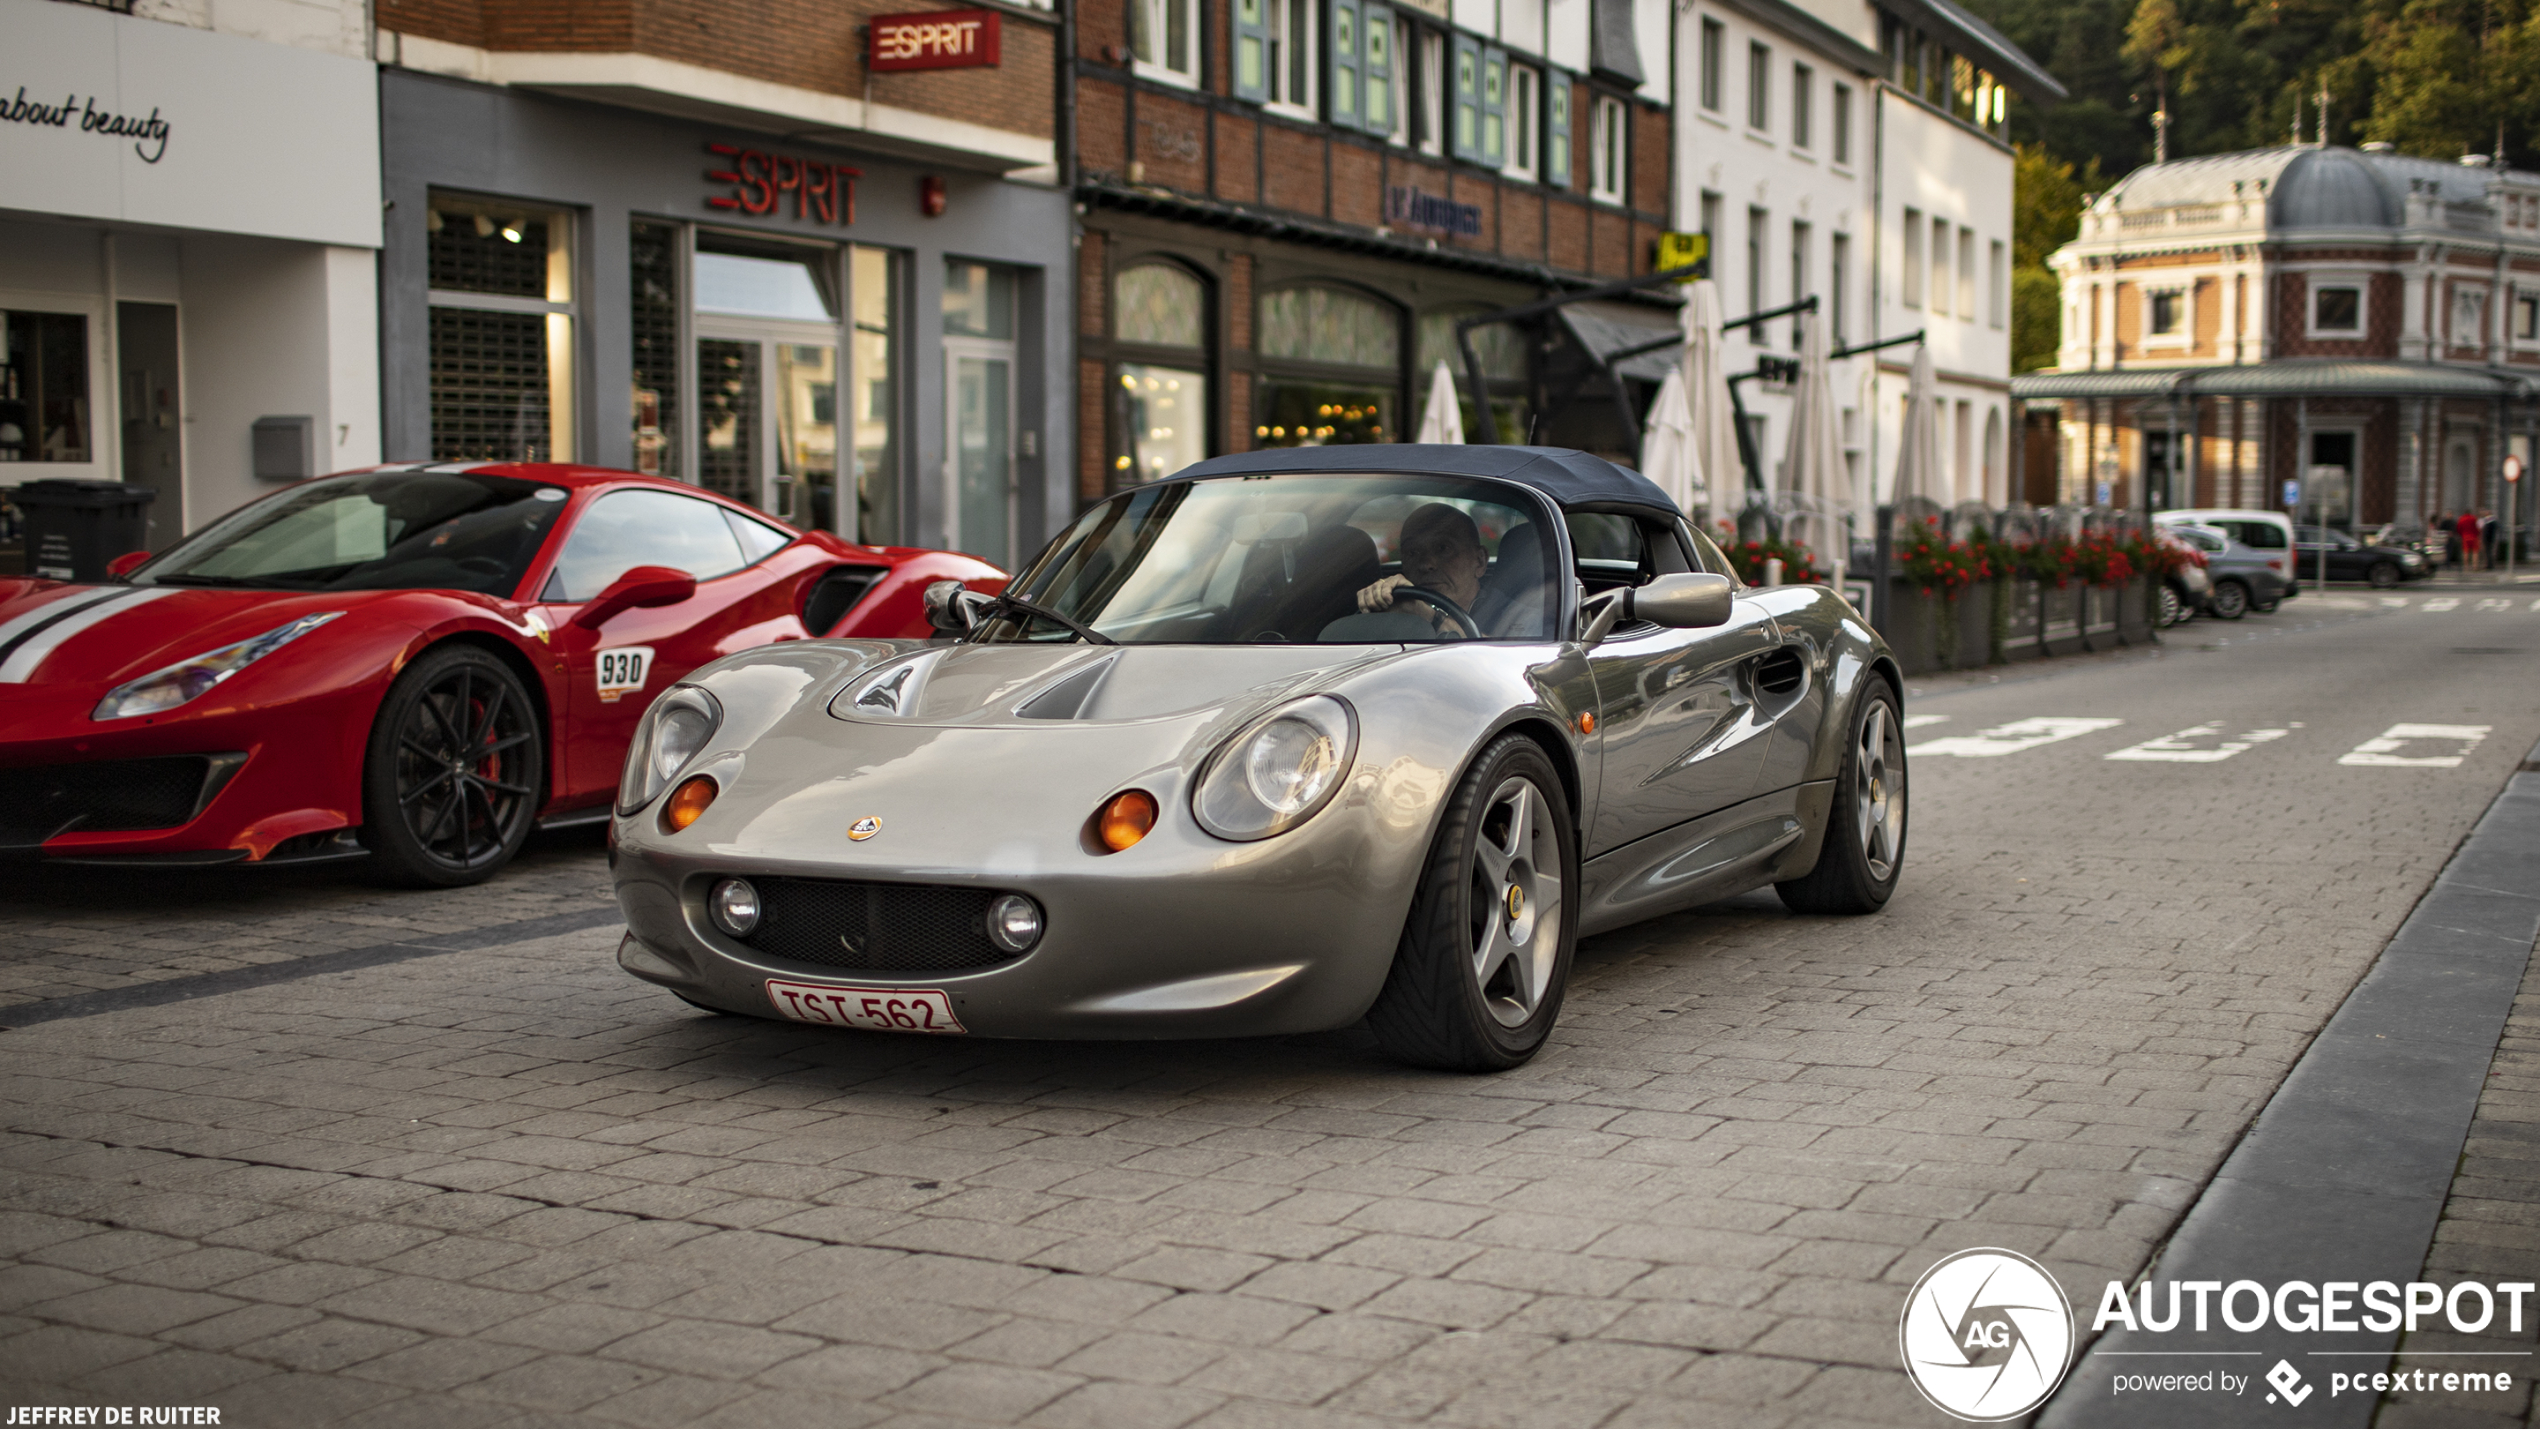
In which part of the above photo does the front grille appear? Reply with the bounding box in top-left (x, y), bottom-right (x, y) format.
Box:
top-left (0, 756), bottom-right (212, 844)
top-left (736, 877), bottom-right (1020, 973)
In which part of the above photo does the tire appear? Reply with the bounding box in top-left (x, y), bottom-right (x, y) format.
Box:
top-left (361, 645), bottom-right (545, 888)
top-left (1366, 733), bottom-right (1579, 1073)
top-left (2209, 580), bottom-right (2250, 620)
top-left (1777, 683), bottom-right (1906, 916)
top-left (2367, 561), bottom-right (2401, 589)
top-left (2156, 583), bottom-right (2184, 627)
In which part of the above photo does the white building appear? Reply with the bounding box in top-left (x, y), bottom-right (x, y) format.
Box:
top-left (0, 0), bottom-right (381, 558)
top-left (1671, 0), bottom-right (2058, 513)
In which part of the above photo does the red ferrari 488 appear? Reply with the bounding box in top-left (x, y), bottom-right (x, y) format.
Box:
top-left (0, 463), bottom-right (1003, 885)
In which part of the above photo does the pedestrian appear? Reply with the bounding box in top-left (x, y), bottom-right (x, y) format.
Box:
top-left (2458, 509), bottom-right (2483, 573)
top-left (2481, 509), bottom-right (2501, 570)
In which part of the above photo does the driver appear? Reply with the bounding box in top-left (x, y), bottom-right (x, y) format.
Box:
top-left (1339, 503), bottom-right (1542, 640)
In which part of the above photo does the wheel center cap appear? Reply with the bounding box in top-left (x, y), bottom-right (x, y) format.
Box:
top-left (1505, 883), bottom-right (1524, 921)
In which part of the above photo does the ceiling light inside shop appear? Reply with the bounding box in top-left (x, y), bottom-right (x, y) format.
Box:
top-left (473, 214), bottom-right (494, 238)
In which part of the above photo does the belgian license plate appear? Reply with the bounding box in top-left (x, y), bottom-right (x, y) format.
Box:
top-left (764, 979), bottom-right (966, 1034)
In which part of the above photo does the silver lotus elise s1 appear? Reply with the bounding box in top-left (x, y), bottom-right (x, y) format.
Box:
top-left (609, 446), bottom-right (1907, 1070)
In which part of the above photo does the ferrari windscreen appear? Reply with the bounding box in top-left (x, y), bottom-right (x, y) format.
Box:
top-left (136, 471), bottom-right (569, 596)
top-left (999, 474), bottom-right (1563, 644)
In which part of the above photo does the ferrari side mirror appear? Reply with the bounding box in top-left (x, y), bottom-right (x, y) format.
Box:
top-left (107, 550), bottom-right (151, 578)
top-left (923, 578), bottom-right (997, 634)
top-left (1629, 573), bottom-right (1735, 630)
top-left (574, 565), bottom-right (697, 629)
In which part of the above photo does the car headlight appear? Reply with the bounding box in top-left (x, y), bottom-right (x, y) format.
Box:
top-left (91, 612), bottom-right (343, 721)
top-left (1193, 695), bottom-right (1357, 841)
top-left (620, 686), bottom-right (723, 813)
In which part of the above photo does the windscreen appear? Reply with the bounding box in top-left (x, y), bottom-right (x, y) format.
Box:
top-left (1000, 474), bottom-right (1563, 644)
top-left (137, 471), bottom-right (567, 596)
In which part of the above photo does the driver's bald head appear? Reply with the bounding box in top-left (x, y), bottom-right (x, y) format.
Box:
top-left (1401, 503), bottom-right (1481, 561)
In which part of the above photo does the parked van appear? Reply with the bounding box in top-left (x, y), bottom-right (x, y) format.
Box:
top-left (2155, 509), bottom-right (2299, 613)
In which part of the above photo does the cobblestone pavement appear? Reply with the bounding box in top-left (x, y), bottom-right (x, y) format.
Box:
top-left (5, 586), bottom-right (2540, 1427)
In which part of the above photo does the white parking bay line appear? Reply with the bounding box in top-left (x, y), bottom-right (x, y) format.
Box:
top-left (1901, 714), bottom-right (1950, 730)
top-left (1912, 717), bottom-right (2124, 758)
top-left (2337, 723), bottom-right (2493, 769)
top-left (2422, 597), bottom-right (2462, 612)
top-left (2381, 597), bottom-right (2411, 608)
top-left (2480, 599), bottom-right (2514, 612)
top-left (2106, 723), bottom-right (2296, 763)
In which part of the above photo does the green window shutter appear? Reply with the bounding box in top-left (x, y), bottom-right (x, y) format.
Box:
top-left (1234, 0), bottom-right (1270, 102)
top-left (1481, 46), bottom-right (1507, 166)
top-left (1450, 32), bottom-right (1482, 162)
top-left (1362, 4), bottom-right (1395, 135)
top-left (1545, 69), bottom-right (1572, 186)
top-left (1329, 0), bottom-right (1361, 126)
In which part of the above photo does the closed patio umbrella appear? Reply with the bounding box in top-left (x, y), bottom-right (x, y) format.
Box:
top-left (1415, 360), bottom-right (1465, 445)
top-left (1680, 280), bottom-right (1744, 531)
top-left (1640, 366), bottom-right (1695, 514)
top-left (1780, 309), bottom-right (1848, 583)
top-left (1890, 344), bottom-right (1947, 507)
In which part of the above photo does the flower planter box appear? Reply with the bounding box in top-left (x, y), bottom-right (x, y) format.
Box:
top-left (1876, 577), bottom-right (2154, 676)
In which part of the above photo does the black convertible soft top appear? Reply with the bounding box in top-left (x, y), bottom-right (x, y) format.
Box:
top-left (1168, 445), bottom-right (1681, 520)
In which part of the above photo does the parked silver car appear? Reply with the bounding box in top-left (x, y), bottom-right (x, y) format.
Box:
top-left (609, 447), bottom-right (1908, 1071)
top-left (2169, 524), bottom-right (2295, 619)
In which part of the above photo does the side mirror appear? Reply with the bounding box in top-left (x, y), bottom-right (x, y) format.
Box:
top-left (106, 550), bottom-right (151, 578)
top-left (1630, 572), bottom-right (1736, 629)
top-left (923, 578), bottom-right (998, 634)
top-left (572, 565), bottom-right (696, 629)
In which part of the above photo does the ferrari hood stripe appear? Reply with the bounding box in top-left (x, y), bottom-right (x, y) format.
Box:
top-left (0, 587), bottom-right (178, 683)
top-left (0, 586), bottom-right (132, 654)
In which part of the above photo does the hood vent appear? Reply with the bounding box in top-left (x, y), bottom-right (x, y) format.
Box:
top-left (1015, 656), bottom-right (1117, 720)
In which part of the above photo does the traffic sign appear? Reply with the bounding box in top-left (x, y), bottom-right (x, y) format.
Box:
top-left (2507, 455), bottom-right (2525, 484)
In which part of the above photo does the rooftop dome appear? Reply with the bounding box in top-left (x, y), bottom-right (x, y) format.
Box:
top-left (2268, 148), bottom-right (2396, 227)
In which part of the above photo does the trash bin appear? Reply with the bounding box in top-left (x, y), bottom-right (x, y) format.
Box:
top-left (12, 479), bottom-right (156, 583)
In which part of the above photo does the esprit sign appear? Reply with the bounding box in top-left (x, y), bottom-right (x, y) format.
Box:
top-left (705, 143), bottom-right (862, 225)
top-left (870, 10), bottom-right (1002, 71)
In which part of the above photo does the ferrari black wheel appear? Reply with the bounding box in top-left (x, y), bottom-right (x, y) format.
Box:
top-left (1367, 733), bottom-right (1578, 1072)
top-left (362, 645), bottom-right (544, 888)
top-left (1777, 682), bottom-right (1906, 916)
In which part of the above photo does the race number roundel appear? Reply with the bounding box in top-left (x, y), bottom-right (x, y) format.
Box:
top-left (596, 646), bottom-right (655, 704)
top-left (1900, 1248), bottom-right (2074, 1421)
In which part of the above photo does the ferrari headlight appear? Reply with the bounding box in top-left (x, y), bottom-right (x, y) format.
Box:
top-left (91, 612), bottom-right (343, 721)
top-left (1193, 695), bottom-right (1357, 841)
top-left (620, 686), bottom-right (723, 813)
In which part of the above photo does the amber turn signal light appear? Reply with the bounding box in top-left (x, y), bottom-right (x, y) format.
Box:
top-left (1577, 711), bottom-right (1598, 734)
top-left (663, 775), bottom-right (718, 832)
top-left (1097, 789), bottom-right (1158, 852)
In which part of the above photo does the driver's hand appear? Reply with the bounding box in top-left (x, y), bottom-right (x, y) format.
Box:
top-left (1356, 574), bottom-right (1413, 613)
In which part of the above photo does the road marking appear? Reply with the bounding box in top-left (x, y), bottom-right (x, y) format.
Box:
top-left (2530, 598), bottom-right (2540, 611)
top-left (2381, 597), bottom-right (2411, 608)
top-left (2422, 597), bottom-right (2461, 611)
top-left (2337, 723), bottom-right (2492, 768)
top-left (1901, 714), bottom-right (1950, 730)
top-left (2479, 599), bottom-right (2513, 611)
top-left (2105, 723), bottom-right (2296, 763)
top-left (1912, 717), bottom-right (2123, 759)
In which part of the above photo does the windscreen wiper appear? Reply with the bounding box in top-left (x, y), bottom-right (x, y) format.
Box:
top-left (984, 591), bottom-right (1115, 645)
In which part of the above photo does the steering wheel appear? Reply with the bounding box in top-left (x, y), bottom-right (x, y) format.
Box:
top-left (1389, 586), bottom-right (1481, 639)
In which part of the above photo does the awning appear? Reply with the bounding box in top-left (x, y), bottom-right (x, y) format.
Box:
top-left (1559, 299), bottom-right (1682, 384)
top-left (2011, 361), bottom-right (2540, 402)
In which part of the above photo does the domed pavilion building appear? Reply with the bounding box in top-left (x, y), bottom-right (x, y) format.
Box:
top-left (2012, 143), bottom-right (2540, 538)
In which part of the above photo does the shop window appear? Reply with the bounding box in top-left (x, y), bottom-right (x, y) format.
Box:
top-left (1589, 97), bottom-right (1627, 205)
top-left (1256, 285), bottom-right (1399, 449)
top-left (629, 221), bottom-right (681, 477)
top-left (1114, 263), bottom-right (1211, 486)
top-left (2313, 283), bottom-right (2361, 334)
top-left (851, 247), bottom-right (902, 545)
top-left (944, 260), bottom-right (1016, 339)
top-left (944, 259), bottom-right (1019, 567)
top-left (690, 232), bottom-right (841, 522)
top-left (1132, 0), bottom-right (1200, 86)
top-left (427, 195), bottom-right (576, 463)
top-left (0, 310), bottom-right (90, 464)
top-left (1416, 307), bottom-right (1527, 441)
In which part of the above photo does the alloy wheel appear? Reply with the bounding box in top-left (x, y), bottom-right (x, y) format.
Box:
top-left (392, 663), bottom-right (537, 872)
top-left (1855, 700), bottom-right (1904, 882)
top-left (1467, 777), bottom-right (1564, 1028)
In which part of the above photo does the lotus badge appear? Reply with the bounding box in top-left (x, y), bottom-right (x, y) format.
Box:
top-left (848, 815), bottom-right (883, 841)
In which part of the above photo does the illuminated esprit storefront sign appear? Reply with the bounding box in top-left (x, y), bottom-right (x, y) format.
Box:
top-left (868, 9), bottom-right (1003, 71)
top-left (704, 144), bottom-right (862, 224)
